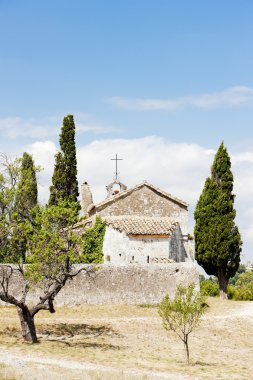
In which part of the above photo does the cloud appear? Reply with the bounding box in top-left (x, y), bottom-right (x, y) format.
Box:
top-left (232, 151), bottom-right (253, 165)
top-left (26, 136), bottom-right (216, 205)
top-left (107, 86), bottom-right (253, 110)
top-left (76, 136), bottom-right (215, 204)
top-left (0, 115), bottom-right (114, 140)
top-left (25, 136), bottom-right (253, 261)
top-left (76, 124), bottom-right (114, 134)
top-left (0, 117), bottom-right (58, 139)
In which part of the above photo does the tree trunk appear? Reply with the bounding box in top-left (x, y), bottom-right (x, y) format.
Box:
top-left (17, 307), bottom-right (37, 343)
top-left (184, 337), bottom-right (190, 364)
top-left (218, 269), bottom-right (229, 300)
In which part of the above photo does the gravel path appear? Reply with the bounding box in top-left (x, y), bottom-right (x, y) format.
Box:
top-left (0, 349), bottom-right (198, 380)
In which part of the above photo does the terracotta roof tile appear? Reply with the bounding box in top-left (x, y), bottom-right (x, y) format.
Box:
top-left (103, 216), bottom-right (178, 236)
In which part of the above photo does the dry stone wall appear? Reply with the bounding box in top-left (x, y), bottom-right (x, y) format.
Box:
top-left (0, 263), bottom-right (199, 306)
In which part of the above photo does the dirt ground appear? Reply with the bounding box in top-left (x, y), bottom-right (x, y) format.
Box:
top-left (0, 298), bottom-right (252, 379)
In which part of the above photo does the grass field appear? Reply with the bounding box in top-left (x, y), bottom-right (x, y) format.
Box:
top-left (0, 298), bottom-right (252, 379)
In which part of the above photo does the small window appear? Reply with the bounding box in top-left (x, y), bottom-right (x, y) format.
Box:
top-left (106, 255), bottom-right (111, 262)
top-left (119, 254), bottom-right (121, 257)
top-left (132, 256), bottom-right (134, 261)
top-left (147, 256), bottom-right (150, 263)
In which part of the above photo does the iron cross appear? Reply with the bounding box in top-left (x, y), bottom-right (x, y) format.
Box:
top-left (111, 153), bottom-right (123, 180)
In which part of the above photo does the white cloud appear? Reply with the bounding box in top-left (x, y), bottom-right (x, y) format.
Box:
top-left (77, 136), bottom-right (215, 204)
top-left (0, 115), bottom-right (114, 140)
top-left (107, 86), bottom-right (253, 110)
top-left (232, 151), bottom-right (253, 164)
top-left (0, 117), bottom-right (58, 139)
top-left (76, 124), bottom-right (114, 134)
top-left (25, 136), bottom-right (253, 261)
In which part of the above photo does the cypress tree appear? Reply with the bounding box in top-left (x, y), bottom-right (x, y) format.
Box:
top-left (48, 152), bottom-right (66, 206)
top-left (194, 142), bottom-right (242, 299)
top-left (16, 152), bottom-right (38, 218)
top-left (14, 152), bottom-right (38, 262)
top-left (49, 115), bottom-right (80, 213)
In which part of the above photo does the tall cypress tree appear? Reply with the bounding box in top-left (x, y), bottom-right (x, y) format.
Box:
top-left (49, 115), bottom-right (80, 214)
top-left (48, 152), bottom-right (66, 206)
top-left (194, 142), bottom-right (242, 298)
top-left (16, 152), bottom-right (38, 218)
top-left (14, 152), bottom-right (38, 262)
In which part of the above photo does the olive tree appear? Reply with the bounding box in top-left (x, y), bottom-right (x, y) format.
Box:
top-left (0, 156), bottom-right (92, 343)
top-left (159, 284), bottom-right (207, 364)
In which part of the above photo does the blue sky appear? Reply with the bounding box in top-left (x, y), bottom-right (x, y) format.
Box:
top-left (0, 1), bottom-right (253, 261)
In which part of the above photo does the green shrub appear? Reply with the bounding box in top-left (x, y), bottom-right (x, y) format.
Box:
top-left (200, 270), bottom-right (253, 301)
top-left (234, 285), bottom-right (253, 301)
top-left (229, 264), bottom-right (246, 285)
top-left (200, 278), bottom-right (219, 297)
top-left (228, 271), bottom-right (253, 300)
top-left (227, 284), bottom-right (237, 299)
top-left (235, 272), bottom-right (253, 300)
top-left (236, 271), bottom-right (253, 286)
top-left (81, 216), bottom-right (106, 263)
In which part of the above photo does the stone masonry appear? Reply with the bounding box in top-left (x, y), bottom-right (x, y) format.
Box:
top-left (1, 263), bottom-right (199, 306)
top-left (79, 181), bottom-right (192, 264)
top-left (90, 182), bottom-right (189, 236)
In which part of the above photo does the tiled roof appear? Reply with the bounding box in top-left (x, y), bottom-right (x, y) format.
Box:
top-left (103, 216), bottom-right (178, 236)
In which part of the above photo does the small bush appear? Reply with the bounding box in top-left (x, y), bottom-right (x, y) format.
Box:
top-left (228, 272), bottom-right (253, 301)
top-left (200, 270), bottom-right (253, 301)
top-left (200, 278), bottom-right (219, 297)
top-left (227, 285), bottom-right (237, 299)
top-left (236, 271), bottom-right (253, 286)
top-left (234, 285), bottom-right (253, 301)
top-left (229, 264), bottom-right (246, 285)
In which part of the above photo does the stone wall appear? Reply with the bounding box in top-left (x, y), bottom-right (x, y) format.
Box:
top-left (169, 225), bottom-right (188, 262)
top-left (1, 263), bottom-right (199, 306)
top-left (103, 226), bottom-right (171, 264)
top-left (103, 226), bottom-right (190, 264)
top-left (96, 185), bottom-right (189, 235)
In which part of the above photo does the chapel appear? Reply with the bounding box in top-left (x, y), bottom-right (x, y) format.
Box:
top-left (78, 177), bottom-right (193, 265)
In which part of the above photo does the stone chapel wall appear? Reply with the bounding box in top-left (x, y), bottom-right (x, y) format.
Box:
top-left (103, 226), bottom-right (171, 264)
top-left (95, 186), bottom-right (189, 235)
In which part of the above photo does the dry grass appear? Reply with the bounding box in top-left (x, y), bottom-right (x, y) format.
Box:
top-left (0, 299), bottom-right (252, 379)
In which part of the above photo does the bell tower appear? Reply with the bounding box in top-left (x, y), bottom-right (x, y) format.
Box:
top-left (106, 153), bottom-right (127, 197)
top-left (106, 179), bottom-right (127, 198)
